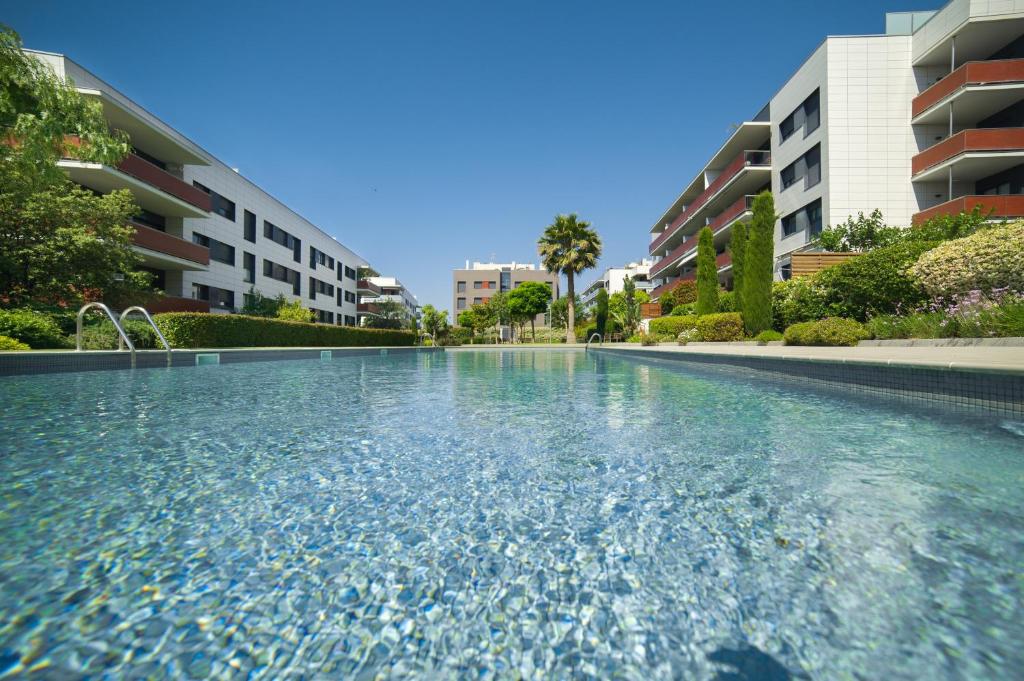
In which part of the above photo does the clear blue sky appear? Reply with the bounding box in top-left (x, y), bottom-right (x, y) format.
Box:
top-left (4, 0), bottom-right (934, 311)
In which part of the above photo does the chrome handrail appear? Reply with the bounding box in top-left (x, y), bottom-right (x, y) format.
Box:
top-left (585, 332), bottom-right (602, 352)
top-left (120, 306), bottom-right (172, 366)
top-left (77, 302), bottom-right (136, 368)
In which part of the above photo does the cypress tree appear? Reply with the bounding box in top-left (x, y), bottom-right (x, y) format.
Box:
top-left (730, 220), bottom-right (747, 316)
top-left (695, 226), bottom-right (719, 315)
top-left (743, 191), bottom-right (776, 334)
top-left (595, 288), bottom-right (609, 338)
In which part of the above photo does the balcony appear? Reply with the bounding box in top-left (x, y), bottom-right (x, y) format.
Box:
top-left (130, 223), bottom-right (209, 270)
top-left (912, 128), bottom-right (1024, 182)
top-left (912, 194), bottom-right (1024, 224)
top-left (649, 151), bottom-right (769, 255)
top-left (357, 279), bottom-right (381, 297)
top-left (357, 302), bottom-right (380, 315)
top-left (716, 252), bottom-right (733, 271)
top-left (649, 195), bottom-right (755, 279)
top-left (913, 59), bottom-right (1024, 125)
top-left (59, 153), bottom-right (211, 218)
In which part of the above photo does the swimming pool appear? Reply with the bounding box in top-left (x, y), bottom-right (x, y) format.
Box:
top-left (0, 349), bottom-right (1021, 678)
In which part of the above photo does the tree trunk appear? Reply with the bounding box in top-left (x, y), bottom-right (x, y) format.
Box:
top-left (566, 272), bottom-right (575, 344)
top-left (531, 317), bottom-right (536, 343)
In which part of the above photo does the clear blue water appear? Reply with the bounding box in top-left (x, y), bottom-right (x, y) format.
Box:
top-left (0, 349), bottom-right (1022, 680)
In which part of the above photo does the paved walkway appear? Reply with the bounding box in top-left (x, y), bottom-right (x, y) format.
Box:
top-left (592, 343), bottom-right (1024, 373)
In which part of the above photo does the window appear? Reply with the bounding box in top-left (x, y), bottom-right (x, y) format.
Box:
top-left (781, 198), bottom-right (823, 237)
top-left (193, 181), bottom-right (236, 221)
top-left (456, 297), bottom-right (466, 310)
top-left (780, 262), bottom-right (793, 280)
top-left (473, 297), bottom-right (482, 305)
top-left (263, 220), bottom-right (301, 262)
top-left (310, 246), bottom-right (335, 270)
top-left (457, 281), bottom-right (466, 293)
top-left (263, 258), bottom-right (301, 295)
top-left (344, 315), bottom-right (356, 326)
top-left (309, 277), bottom-right (334, 300)
top-left (311, 309), bottom-right (334, 324)
top-left (191, 232), bottom-right (235, 265)
top-left (244, 210), bottom-right (256, 243)
top-left (134, 208), bottom-right (166, 231)
top-left (243, 252), bottom-right (256, 283)
top-left (344, 266), bottom-right (356, 280)
top-left (192, 283), bottom-right (235, 309)
top-left (473, 281), bottom-right (482, 289)
top-left (133, 147), bottom-right (166, 169)
top-left (500, 272), bottom-right (511, 291)
top-left (344, 290), bottom-right (356, 304)
top-left (780, 144), bottom-right (821, 191)
top-left (779, 89), bottom-right (820, 143)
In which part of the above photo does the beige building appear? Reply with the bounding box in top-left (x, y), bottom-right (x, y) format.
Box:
top-left (451, 261), bottom-right (560, 323)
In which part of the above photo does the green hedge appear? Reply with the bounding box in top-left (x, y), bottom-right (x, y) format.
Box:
top-left (695, 312), bottom-right (744, 342)
top-left (784, 318), bottom-right (868, 346)
top-left (0, 334), bottom-right (30, 351)
top-left (0, 308), bottom-right (71, 349)
top-left (649, 315), bottom-right (697, 336)
top-left (153, 313), bottom-right (416, 348)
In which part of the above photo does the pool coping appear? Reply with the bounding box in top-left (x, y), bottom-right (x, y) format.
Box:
top-left (0, 346), bottom-right (438, 376)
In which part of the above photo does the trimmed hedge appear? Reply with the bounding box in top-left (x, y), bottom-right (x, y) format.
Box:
top-left (671, 303), bottom-right (696, 316)
top-left (649, 314), bottom-right (697, 336)
top-left (753, 329), bottom-right (784, 343)
top-left (695, 312), bottom-right (744, 342)
top-left (79, 320), bottom-right (159, 349)
top-left (153, 313), bottom-right (416, 348)
top-left (784, 318), bottom-right (869, 346)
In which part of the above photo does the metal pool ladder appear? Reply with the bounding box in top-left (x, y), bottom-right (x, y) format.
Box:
top-left (76, 303), bottom-right (172, 368)
top-left (585, 332), bottom-right (602, 352)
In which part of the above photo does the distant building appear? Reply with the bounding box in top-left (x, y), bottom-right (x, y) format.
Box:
top-left (580, 259), bottom-right (654, 312)
top-left (357, 275), bottom-right (420, 325)
top-left (451, 261), bottom-right (560, 323)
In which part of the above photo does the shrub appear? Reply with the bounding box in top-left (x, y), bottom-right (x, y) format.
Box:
top-left (753, 330), bottom-right (783, 343)
top-left (997, 299), bottom-right (1024, 337)
top-left (276, 300), bottom-right (315, 323)
top-left (78, 320), bottom-right (159, 349)
top-left (784, 318), bottom-right (869, 346)
top-left (0, 335), bottom-right (30, 351)
top-left (717, 290), bottom-right (735, 312)
top-left (771, 278), bottom-right (829, 331)
top-left (677, 328), bottom-right (700, 345)
top-left (908, 222), bottom-right (1024, 298)
top-left (815, 240), bottom-right (938, 321)
top-left (671, 280), bottom-right (698, 305)
top-left (695, 312), bottom-right (744, 342)
top-left (153, 313), bottom-right (416, 348)
top-left (639, 333), bottom-right (658, 346)
top-left (649, 314), bottom-right (698, 336)
top-left (0, 308), bottom-right (70, 348)
top-left (671, 303), bottom-right (696, 316)
top-left (449, 326), bottom-right (473, 344)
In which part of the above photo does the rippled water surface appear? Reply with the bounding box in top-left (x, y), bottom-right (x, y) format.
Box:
top-left (1, 349), bottom-right (1022, 679)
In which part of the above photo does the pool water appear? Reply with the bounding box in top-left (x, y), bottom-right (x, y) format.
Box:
top-left (0, 350), bottom-right (1021, 679)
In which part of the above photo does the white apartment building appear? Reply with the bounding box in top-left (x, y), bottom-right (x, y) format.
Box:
top-left (648, 1), bottom-right (1024, 300)
top-left (580, 259), bottom-right (654, 312)
top-left (356, 276), bottom-right (420, 325)
top-left (32, 50), bottom-right (371, 325)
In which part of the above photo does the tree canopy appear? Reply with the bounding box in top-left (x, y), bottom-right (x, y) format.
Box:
top-left (507, 281), bottom-right (551, 341)
top-left (538, 213), bottom-right (601, 343)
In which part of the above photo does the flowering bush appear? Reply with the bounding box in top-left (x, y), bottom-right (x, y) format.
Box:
top-left (908, 222), bottom-right (1024, 298)
top-left (865, 289), bottom-right (1024, 339)
top-left (677, 328), bottom-right (700, 345)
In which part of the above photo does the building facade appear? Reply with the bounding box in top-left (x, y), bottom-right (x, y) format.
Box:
top-left (356, 276), bottom-right (420, 325)
top-left (648, 1), bottom-right (1024, 299)
top-left (451, 261), bottom-right (560, 323)
top-left (580, 259), bottom-right (654, 312)
top-left (33, 50), bottom-right (369, 324)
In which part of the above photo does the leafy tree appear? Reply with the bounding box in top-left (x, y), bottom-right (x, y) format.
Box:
top-left (613, 275), bottom-right (642, 336)
top-left (658, 286), bottom-right (676, 316)
top-left (356, 265), bottom-right (380, 279)
top-left (549, 294), bottom-right (583, 330)
top-left (608, 287), bottom-right (649, 320)
top-left (507, 281), bottom-right (552, 341)
top-left (730, 220), bottom-right (748, 315)
top-left (538, 213), bottom-right (602, 343)
top-left (420, 304), bottom-right (449, 342)
top-left (695, 227), bottom-right (719, 315)
top-left (240, 287), bottom-right (283, 317)
top-left (457, 307), bottom-right (477, 331)
top-left (364, 298), bottom-right (404, 329)
top-left (485, 291), bottom-right (511, 341)
top-left (815, 209), bottom-right (903, 252)
top-left (594, 288), bottom-right (609, 339)
top-left (912, 205), bottom-right (991, 242)
top-left (276, 299), bottom-right (314, 323)
top-left (743, 191), bottom-right (776, 334)
top-left (461, 303), bottom-right (496, 340)
top-left (0, 25), bottom-right (153, 307)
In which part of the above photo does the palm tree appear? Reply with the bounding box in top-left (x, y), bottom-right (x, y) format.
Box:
top-left (538, 213), bottom-right (602, 343)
